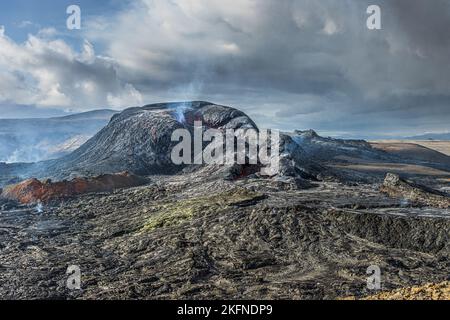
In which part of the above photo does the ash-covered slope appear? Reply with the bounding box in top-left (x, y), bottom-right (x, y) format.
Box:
top-left (289, 130), bottom-right (383, 161)
top-left (38, 102), bottom-right (258, 180)
top-left (276, 129), bottom-right (399, 182)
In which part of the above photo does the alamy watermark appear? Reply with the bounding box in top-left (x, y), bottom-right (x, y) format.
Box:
top-left (66, 265), bottom-right (81, 290)
top-left (171, 121), bottom-right (280, 176)
top-left (366, 265), bottom-right (381, 290)
top-left (66, 4), bottom-right (381, 32)
top-left (66, 5), bottom-right (81, 30)
top-left (367, 5), bottom-right (381, 30)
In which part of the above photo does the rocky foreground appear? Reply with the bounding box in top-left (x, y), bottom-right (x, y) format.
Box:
top-left (356, 282), bottom-right (449, 300)
top-left (0, 171), bottom-right (448, 300)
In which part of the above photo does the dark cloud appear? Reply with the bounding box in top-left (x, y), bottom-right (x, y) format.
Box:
top-left (388, 0), bottom-right (450, 53)
top-left (2, 0), bottom-right (450, 137)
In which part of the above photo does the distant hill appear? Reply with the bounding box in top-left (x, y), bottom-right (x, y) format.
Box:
top-left (0, 109), bottom-right (118, 163)
top-left (405, 133), bottom-right (450, 141)
top-left (51, 109), bottom-right (118, 121)
top-left (0, 104), bottom-right (69, 119)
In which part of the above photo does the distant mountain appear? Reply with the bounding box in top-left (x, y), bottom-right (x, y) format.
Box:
top-left (51, 109), bottom-right (118, 121)
top-left (405, 133), bottom-right (450, 141)
top-left (0, 104), bottom-right (69, 119)
top-left (0, 109), bottom-right (118, 163)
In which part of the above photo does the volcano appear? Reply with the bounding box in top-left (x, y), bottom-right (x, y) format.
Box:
top-left (33, 101), bottom-right (259, 180)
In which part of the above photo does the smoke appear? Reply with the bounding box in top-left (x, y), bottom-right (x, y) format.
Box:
top-left (173, 104), bottom-right (189, 124)
top-left (167, 79), bottom-right (205, 124)
top-left (400, 198), bottom-right (410, 207)
top-left (0, 116), bottom-right (111, 163)
top-left (1, 135), bottom-right (80, 163)
top-left (35, 202), bottom-right (43, 214)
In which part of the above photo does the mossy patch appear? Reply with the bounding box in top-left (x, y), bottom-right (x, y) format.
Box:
top-left (141, 188), bottom-right (265, 231)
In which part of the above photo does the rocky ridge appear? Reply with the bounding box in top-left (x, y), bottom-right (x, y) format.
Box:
top-left (381, 173), bottom-right (450, 208)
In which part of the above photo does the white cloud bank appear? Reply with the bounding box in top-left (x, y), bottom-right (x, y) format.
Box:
top-left (0, 25), bottom-right (142, 110)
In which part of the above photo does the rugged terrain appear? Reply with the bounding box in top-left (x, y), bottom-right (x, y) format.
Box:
top-left (348, 281), bottom-right (450, 300)
top-left (0, 102), bottom-right (449, 300)
top-left (0, 172), bottom-right (448, 300)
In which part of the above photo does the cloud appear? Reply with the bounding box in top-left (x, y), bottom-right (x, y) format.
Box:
top-left (18, 20), bottom-right (34, 28)
top-left (82, 0), bottom-right (450, 134)
top-left (0, 26), bottom-right (142, 110)
top-left (1, 0), bottom-right (450, 135)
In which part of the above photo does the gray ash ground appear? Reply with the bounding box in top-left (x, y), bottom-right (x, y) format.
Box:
top-left (0, 173), bottom-right (448, 300)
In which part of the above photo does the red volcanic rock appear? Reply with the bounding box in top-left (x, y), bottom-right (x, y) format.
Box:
top-left (0, 172), bottom-right (147, 204)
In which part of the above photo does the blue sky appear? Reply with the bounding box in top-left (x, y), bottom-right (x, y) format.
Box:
top-left (0, 0), bottom-right (449, 137)
top-left (0, 0), bottom-right (126, 44)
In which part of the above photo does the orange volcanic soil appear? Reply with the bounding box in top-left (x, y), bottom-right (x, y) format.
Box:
top-left (0, 172), bottom-right (147, 204)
